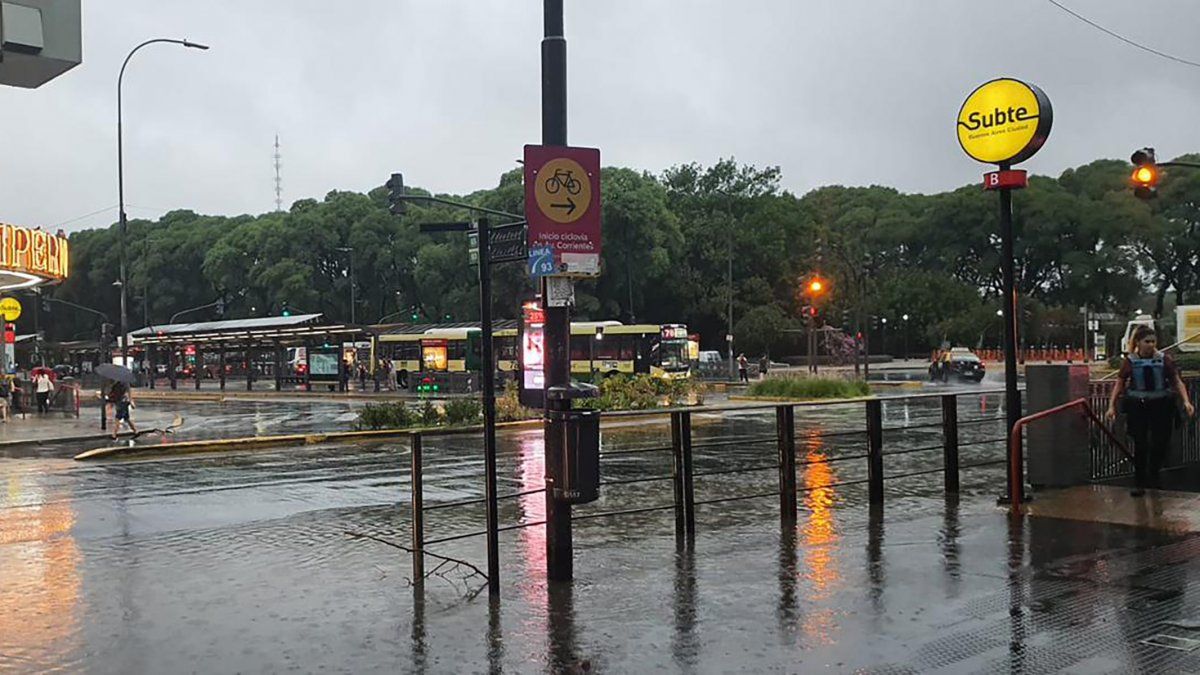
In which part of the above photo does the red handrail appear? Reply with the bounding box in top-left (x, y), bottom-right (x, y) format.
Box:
top-left (1008, 397), bottom-right (1130, 508)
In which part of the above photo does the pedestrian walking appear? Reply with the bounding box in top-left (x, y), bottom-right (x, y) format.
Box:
top-left (107, 380), bottom-right (138, 440)
top-left (737, 353), bottom-right (749, 384)
top-left (759, 354), bottom-right (770, 380)
top-left (357, 363), bottom-right (368, 391)
top-left (0, 377), bottom-right (11, 423)
top-left (1107, 325), bottom-right (1195, 496)
top-left (379, 355), bottom-right (393, 391)
top-left (34, 370), bottom-right (53, 413)
top-left (340, 359), bottom-right (351, 392)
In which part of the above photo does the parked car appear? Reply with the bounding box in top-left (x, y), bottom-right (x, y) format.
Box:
top-left (929, 348), bottom-right (985, 383)
top-left (697, 350), bottom-right (723, 365)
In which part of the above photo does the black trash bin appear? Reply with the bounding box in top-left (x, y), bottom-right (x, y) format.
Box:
top-left (547, 383), bottom-right (601, 504)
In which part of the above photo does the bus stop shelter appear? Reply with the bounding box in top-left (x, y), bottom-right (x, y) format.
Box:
top-left (129, 314), bottom-right (369, 391)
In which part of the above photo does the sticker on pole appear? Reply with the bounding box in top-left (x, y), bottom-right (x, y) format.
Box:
top-left (528, 245), bottom-right (555, 278)
top-left (524, 144), bottom-right (601, 278)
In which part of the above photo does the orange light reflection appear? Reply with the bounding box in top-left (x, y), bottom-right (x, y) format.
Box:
top-left (0, 470), bottom-right (81, 663)
top-left (799, 430), bottom-right (841, 645)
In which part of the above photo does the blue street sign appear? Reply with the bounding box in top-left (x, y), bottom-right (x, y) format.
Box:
top-left (528, 245), bottom-right (555, 278)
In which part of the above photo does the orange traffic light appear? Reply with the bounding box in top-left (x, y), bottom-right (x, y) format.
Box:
top-left (1131, 147), bottom-right (1160, 199)
top-left (809, 279), bottom-right (823, 294)
top-left (1133, 165), bottom-right (1157, 186)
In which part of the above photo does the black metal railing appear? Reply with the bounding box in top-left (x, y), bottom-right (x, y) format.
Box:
top-left (403, 389), bottom-right (1008, 584)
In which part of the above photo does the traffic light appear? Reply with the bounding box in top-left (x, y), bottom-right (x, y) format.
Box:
top-left (281, 302), bottom-right (291, 318)
top-left (410, 305), bottom-right (419, 321)
top-left (386, 173), bottom-right (406, 216)
top-left (215, 297), bottom-right (226, 317)
top-left (100, 323), bottom-right (114, 350)
top-left (804, 275), bottom-right (828, 298)
top-left (1131, 147), bottom-right (1160, 199)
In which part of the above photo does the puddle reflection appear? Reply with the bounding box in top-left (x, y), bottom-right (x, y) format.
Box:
top-left (799, 429), bottom-right (841, 646)
top-left (0, 470), bottom-right (81, 669)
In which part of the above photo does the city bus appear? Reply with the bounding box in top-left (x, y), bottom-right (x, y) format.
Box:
top-left (376, 321), bottom-right (692, 382)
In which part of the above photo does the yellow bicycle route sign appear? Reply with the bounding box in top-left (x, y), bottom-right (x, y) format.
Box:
top-left (533, 157), bottom-right (592, 224)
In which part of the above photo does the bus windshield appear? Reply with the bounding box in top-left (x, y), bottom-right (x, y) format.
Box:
top-left (659, 340), bottom-right (689, 371)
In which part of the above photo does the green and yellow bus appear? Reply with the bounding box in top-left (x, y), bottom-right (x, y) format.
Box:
top-left (377, 321), bottom-right (692, 381)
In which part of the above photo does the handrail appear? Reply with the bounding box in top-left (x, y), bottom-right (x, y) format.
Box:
top-left (1008, 397), bottom-right (1130, 508)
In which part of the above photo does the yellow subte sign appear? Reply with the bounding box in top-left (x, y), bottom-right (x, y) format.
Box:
top-left (0, 297), bottom-right (22, 321)
top-left (957, 78), bottom-right (1052, 166)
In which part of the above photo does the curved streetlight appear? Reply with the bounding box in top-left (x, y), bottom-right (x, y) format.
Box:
top-left (117, 38), bottom-right (209, 367)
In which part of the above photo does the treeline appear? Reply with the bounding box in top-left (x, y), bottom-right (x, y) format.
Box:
top-left (44, 155), bottom-right (1200, 356)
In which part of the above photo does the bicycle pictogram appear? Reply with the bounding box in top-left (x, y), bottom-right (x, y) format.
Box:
top-left (544, 168), bottom-right (582, 196)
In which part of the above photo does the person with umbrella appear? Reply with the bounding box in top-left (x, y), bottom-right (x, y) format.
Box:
top-left (32, 366), bottom-right (54, 414)
top-left (97, 364), bottom-right (138, 440)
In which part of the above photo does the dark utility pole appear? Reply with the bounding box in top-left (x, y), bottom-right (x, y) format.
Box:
top-left (478, 217), bottom-right (500, 596)
top-left (541, 0), bottom-right (573, 582)
top-left (998, 163), bottom-right (1022, 501)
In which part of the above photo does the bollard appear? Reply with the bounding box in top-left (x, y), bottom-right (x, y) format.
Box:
top-left (776, 405), bottom-right (797, 527)
top-left (410, 432), bottom-right (425, 584)
top-left (681, 411), bottom-right (695, 540)
top-left (866, 399), bottom-right (884, 505)
top-left (671, 411), bottom-right (685, 540)
top-left (942, 394), bottom-right (960, 493)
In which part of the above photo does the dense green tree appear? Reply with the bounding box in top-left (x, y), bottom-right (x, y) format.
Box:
top-left (38, 154), bottom-right (1200, 360)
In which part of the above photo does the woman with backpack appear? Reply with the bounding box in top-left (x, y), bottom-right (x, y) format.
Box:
top-left (1107, 325), bottom-right (1195, 495)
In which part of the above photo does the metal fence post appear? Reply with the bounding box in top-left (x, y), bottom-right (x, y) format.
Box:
top-left (776, 405), bottom-right (797, 527)
top-left (942, 394), bottom-right (960, 494)
top-left (681, 411), bottom-right (695, 540)
top-left (867, 399), bottom-right (884, 505)
top-left (671, 411), bottom-right (685, 540)
top-left (410, 432), bottom-right (425, 585)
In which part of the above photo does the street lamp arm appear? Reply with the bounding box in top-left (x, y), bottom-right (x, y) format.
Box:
top-left (119, 38), bottom-right (210, 127)
top-left (169, 299), bottom-right (221, 325)
top-left (399, 194), bottom-right (523, 220)
top-left (1159, 161), bottom-right (1200, 169)
top-left (45, 297), bottom-right (110, 324)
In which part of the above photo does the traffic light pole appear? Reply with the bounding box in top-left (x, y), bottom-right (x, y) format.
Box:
top-left (998, 163), bottom-right (1023, 503)
top-left (542, 0), bottom-right (574, 583)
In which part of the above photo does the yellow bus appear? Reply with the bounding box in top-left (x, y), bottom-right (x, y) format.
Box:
top-left (378, 321), bottom-right (691, 381)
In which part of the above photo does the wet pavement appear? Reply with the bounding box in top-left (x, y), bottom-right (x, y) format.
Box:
top-left (7, 391), bottom-right (1200, 672)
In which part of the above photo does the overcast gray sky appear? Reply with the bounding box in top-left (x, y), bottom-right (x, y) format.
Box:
top-left (2, 0), bottom-right (1198, 233)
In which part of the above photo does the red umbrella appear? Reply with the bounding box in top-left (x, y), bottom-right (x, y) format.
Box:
top-left (31, 366), bottom-right (56, 381)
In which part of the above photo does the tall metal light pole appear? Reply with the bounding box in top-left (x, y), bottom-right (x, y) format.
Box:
top-left (117, 38), bottom-right (209, 366)
top-left (337, 246), bottom-right (356, 324)
top-left (542, 0), bottom-right (574, 583)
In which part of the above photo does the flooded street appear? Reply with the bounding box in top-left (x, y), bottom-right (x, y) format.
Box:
top-left (1, 391), bottom-right (1028, 672)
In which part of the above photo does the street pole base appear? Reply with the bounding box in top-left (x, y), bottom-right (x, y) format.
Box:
top-left (996, 492), bottom-right (1033, 506)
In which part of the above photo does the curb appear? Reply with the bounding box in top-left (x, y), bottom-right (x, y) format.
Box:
top-left (71, 409), bottom-right (717, 461)
top-left (73, 418), bottom-right (549, 461)
top-left (727, 394), bottom-right (877, 404)
top-left (0, 430), bottom-right (134, 448)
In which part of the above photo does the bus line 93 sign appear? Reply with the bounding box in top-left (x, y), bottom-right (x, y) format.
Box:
top-left (957, 78), bottom-right (1052, 168)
